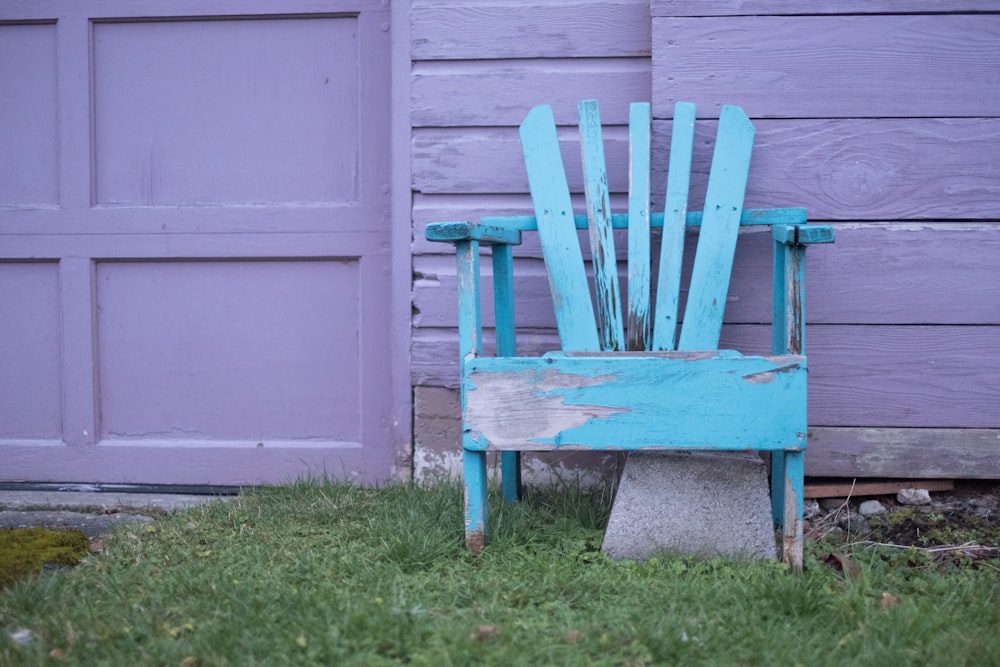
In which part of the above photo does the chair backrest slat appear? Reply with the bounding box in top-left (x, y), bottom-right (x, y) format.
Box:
top-left (652, 102), bottom-right (696, 351)
top-left (677, 105), bottom-right (755, 350)
top-left (578, 100), bottom-right (625, 351)
top-left (521, 101), bottom-right (756, 355)
top-left (519, 104), bottom-right (601, 352)
top-left (626, 102), bottom-right (652, 351)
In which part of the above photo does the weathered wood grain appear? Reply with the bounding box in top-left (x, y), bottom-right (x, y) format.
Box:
top-left (414, 225), bottom-right (1000, 327)
top-left (413, 325), bottom-right (1000, 429)
top-left (412, 1), bottom-right (651, 60)
top-left (807, 428), bottom-right (1000, 479)
top-left (626, 102), bottom-right (652, 351)
top-left (578, 99), bottom-right (625, 350)
top-left (651, 0), bottom-right (1000, 16)
top-left (413, 120), bottom-right (1000, 221)
top-left (411, 58), bottom-right (650, 127)
top-left (652, 15), bottom-right (1000, 119)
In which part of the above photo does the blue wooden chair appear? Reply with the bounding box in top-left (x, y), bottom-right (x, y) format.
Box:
top-left (426, 100), bottom-right (833, 569)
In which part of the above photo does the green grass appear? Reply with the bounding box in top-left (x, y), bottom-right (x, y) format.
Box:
top-left (2, 480), bottom-right (999, 666)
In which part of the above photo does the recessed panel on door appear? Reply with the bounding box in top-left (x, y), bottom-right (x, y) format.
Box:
top-left (0, 262), bottom-right (62, 440)
top-left (0, 23), bottom-right (58, 207)
top-left (96, 259), bottom-right (362, 444)
top-left (93, 17), bottom-right (361, 207)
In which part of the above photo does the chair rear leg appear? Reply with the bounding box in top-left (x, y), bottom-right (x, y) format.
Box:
top-left (500, 451), bottom-right (522, 503)
top-left (770, 451), bottom-right (786, 527)
top-left (779, 450), bottom-right (805, 572)
top-left (463, 449), bottom-right (489, 553)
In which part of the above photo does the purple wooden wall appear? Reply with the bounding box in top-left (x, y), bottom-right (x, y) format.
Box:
top-left (410, 0), bottom-right (1000, 479)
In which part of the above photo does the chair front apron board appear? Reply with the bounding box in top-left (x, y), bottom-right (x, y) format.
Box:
top-left (426, 100), bottom-right (834, 570)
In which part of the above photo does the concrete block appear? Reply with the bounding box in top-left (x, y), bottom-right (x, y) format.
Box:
top-left (602, 451), bottom-right (776, 561)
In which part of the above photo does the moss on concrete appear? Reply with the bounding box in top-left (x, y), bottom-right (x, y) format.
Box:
top-left (0, 528), bottom-right (89, 590)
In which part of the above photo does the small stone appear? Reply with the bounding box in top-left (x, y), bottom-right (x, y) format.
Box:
top-left (803, 499), bottom-right (822, 519)
top-left (859, 499), bottom-right (888, 517)
top-left (897, 488), bottom-right (932, 506)
top-left (820, 497), bottom-right (850, 512)
top-left (837, 512), bottom-right (868, 534)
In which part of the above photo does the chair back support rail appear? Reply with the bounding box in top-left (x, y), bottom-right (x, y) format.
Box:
top-left (425, 100), bottom-right (834, 569)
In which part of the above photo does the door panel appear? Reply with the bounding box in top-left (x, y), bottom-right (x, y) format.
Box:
top-left (92, 17), bottom-right (361, 206)
top-left (0, 23), bottom-right (59, 206)
top-left (96, 260), bottom-right (362, 444)
top-left (0, 262), bottom-right (62, 440)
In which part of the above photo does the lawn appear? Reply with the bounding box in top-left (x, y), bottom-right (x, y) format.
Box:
top-left (2, 479), bottom-right (999, 666)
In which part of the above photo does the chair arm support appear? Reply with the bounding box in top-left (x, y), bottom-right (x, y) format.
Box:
top-left (772, 225), bottom-right (834, 356)
top-left (426, 221), bottom-right (523, 247)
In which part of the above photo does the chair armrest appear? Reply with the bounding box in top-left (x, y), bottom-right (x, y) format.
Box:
top-left (425, 221), bottom-right (523, 247)
top-left (772, 224), bottom-right (835, 246)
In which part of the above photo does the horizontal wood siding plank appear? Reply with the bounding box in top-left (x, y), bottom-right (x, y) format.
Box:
top-left (416, 225), bottom-right (1000, 326)
top-left (412, 59), bottom-right (650, 127)
top-left (807, 427), bottom-right (1000, 479)
top-left (651, 1), bottom-right (1000, 16)
top-left (413, 192), bottom-right (641, 254)
top-left (413, 120), bottom-right (1000, 220)
top-left (652, 119), bottom-right (1000, 221)
top-left (412, 126), bottom-right (632, 195)
top-left (413, 325), bottom-right (1000, 429)
top-left (411, 2), bottom-right (651, 60)
top-left (652, 16), bottom-right (1000, 119)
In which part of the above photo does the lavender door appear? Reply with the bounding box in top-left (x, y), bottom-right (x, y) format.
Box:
top-left (0, 2), bottom-right (396, 485)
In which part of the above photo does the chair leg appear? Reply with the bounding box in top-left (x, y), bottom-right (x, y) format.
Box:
top-left (463, 449), bottom-right (489, 553)
top-left (500, 451), bottom-right (522, 503)
top-left (770, 451), bottom-right (786, 527)
top-left (779, 450), bottom-right (805, 572)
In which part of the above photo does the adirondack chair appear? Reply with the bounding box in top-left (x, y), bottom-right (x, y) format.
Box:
top-left (426, 100), bottom-right (833, 569)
